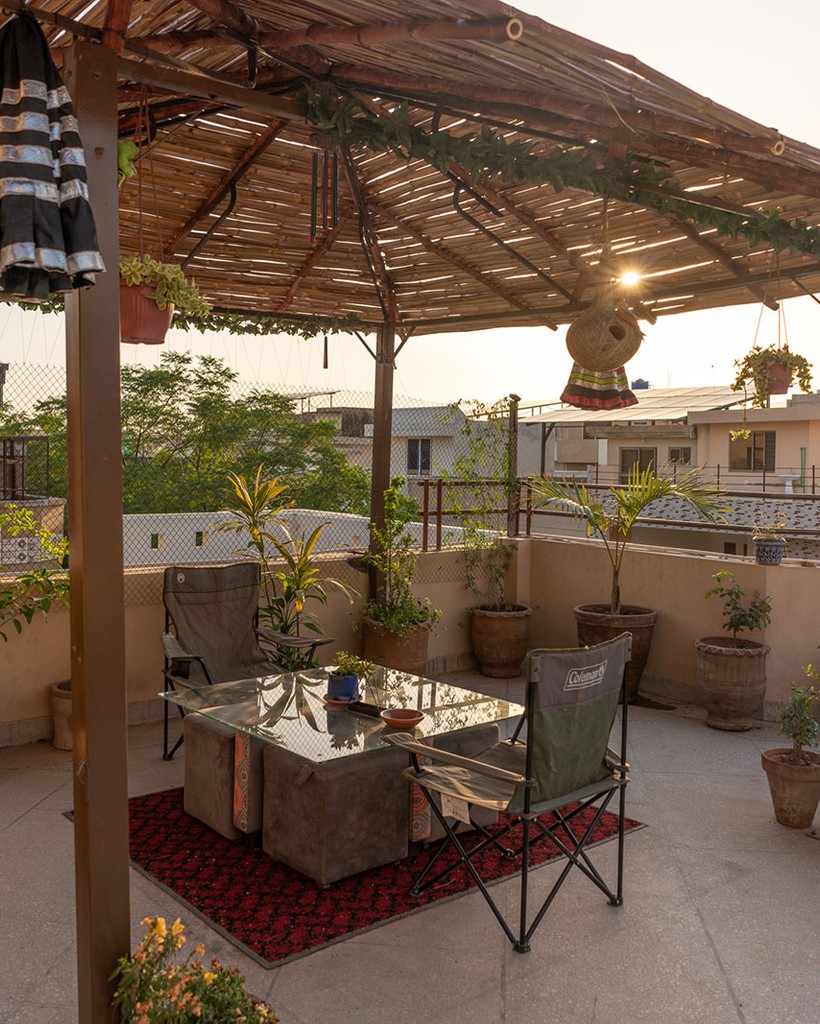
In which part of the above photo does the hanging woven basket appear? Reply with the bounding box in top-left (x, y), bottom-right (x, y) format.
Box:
top-left (565, 296), bottom-right (643, 372)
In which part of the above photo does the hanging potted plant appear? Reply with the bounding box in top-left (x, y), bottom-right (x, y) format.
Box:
top-left (761, 678), bottom-right (820, 829)
top-left (532, 466), bottom-right (726, 701)
top-left (732, 343), bottom-right (812, 408)
top-left (119, 255), bottom-right (211, 345)
top-left (694, 571), bottom-right (771, 731)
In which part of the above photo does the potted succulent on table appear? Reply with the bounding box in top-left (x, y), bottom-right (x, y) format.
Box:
top-left (361, 477), bottom-right (440, 676)
top-left (119, 254), bottom-right (211, 344)
top-left (531, 465), bottom-right (726, 701)
top-left (732, 343), bottom-right (812, 408)
top-left (327, 651), bottom-right (374, 702)
top-left (694, 570), bottom-right (771, 731)
top-left (761, 679), bottom-right (820, 828)
top-left (752, 517), bottom-right (786, 566)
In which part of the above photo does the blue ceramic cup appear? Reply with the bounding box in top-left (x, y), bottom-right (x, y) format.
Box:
top-left (327, 672), bottom-right (360, 701)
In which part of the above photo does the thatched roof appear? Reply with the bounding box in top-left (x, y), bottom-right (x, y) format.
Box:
top-left (16, 0), bottom-right (820, 334)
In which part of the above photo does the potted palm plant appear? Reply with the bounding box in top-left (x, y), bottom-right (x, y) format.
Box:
top-left (531, 465), bottom-right (726, 701)
top-left (119, 255), bottom-right (211, 344)
top-left (361, 477), bottom-right (440, 676)
top-left (695, 570), bottom-right (771, 731)
top-left (732, 343), bottom-right (812, 407)
top-left (761, 679), bottom-right (820, 828)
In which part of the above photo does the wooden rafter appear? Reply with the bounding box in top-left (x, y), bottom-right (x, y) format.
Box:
top-left (276, 208), bottom-right (354, 312)
top-left (185, 0), bottom-right (270, 40)
top-left (369, 200), bottom-right (538, 315)
top-left (331, 65), bottom-right (786, 157)
top-left (133, 17), bottom-right (523, 53)
top-left (101, 0), bottom-right (132, 53)
top-left (664, 218), bottom-right (779, 309)
top-left (341, 146), bottom-right (398, 321)
top-left (166, 117), bottom-right (289, 256)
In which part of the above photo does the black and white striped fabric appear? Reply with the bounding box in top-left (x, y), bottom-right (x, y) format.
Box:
top-left (0, 11), bottom-right (103, 301)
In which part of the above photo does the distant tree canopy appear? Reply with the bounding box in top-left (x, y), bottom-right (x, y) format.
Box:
top-left (0, 352), bottom-right (371, 516)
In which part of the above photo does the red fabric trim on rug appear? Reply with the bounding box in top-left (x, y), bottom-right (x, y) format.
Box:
top-left (128, 788), bottom-right (643, 968)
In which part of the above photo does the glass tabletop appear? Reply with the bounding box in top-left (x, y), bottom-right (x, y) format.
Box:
top-left (162, 666), bottom-right (523, 765)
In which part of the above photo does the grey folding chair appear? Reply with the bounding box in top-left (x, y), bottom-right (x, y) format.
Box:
top-left (161, 563), bottom-right (330, 759)
top-left (385, 634), bottom-right (631, 953)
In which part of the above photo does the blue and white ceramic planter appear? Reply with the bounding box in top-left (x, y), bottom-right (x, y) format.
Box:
top-left (754, 538), bottom-right (785, 566)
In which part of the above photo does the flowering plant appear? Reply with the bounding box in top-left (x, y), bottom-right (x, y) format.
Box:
top-left (112, 916), bottom-right (279, 1023)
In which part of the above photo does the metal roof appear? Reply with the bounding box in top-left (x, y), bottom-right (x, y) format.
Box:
top-left (519, 385), bottom-right (745, 424)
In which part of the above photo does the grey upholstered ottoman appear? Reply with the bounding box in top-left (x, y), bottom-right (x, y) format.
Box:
top-left (183, 714), bottom-right (264, 840)
top-left (262, 742), bottom-right (409, 887)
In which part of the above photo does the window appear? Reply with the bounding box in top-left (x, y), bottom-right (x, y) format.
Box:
top-left (407, 438), bottom-right (431, 475)
top-left (729, 431), bottom-right (775, 472)
top-left (194, 531), bottom-right (206, 547)
top-left (619, 447), bottom-right (656, 482)
top-left (149, 533), bottom-right (162, 550)
top-left (668, 447), bottom-right (692, 465)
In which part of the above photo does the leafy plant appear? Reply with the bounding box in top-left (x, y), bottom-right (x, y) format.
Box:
top-left (333, 651), bottom-right (374, 677)
top-left (119, 255), bottom-right (211, 318)
top-left (531, 466), bottom-right (727, 613)
top-left (441, 398), bottom-right (520, 611)
top-left (705, 570), bottom-right (772, 641)
top-left (777, 680), bottom-right (819, 765)
top-left (112, 916), bottom-right (279, 1023)
top-left (361, 477), bottom-right (440, 635)
top-left (732, 343), bottom-right (812, 408)
top-left (221, 466), bottom-right (356, 668)
top-left (0, 504), bottom-right (69, 640)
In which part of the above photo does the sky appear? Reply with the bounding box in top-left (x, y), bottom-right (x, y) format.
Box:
top-left (1, 0), bottom-right (819, 406)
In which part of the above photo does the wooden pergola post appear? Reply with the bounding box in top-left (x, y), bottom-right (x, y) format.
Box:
top-left (63, 41), bottom-right (131, 1024)
top-left (368, 322), bottom-right (395, 591)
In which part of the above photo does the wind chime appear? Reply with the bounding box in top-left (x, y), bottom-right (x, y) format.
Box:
top-left (561, 199), bottom-right (644, 411)
top-left (309, 136), bottom-right (340, 370)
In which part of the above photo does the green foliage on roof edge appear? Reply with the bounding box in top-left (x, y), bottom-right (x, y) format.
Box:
top-left (303, 84), bottom-right (820, 260)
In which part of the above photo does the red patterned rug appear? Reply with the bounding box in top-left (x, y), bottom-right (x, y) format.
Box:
top-left (129, 788), bottom-right (643, 968)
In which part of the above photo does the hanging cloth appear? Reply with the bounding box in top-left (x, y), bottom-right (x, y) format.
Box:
top-left (0, 11), bottom-right (104, 301)
top-left (560, 362), bottom-right (638, 411)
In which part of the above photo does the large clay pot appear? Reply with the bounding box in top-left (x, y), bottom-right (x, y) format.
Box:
top-left (120, 281), bottom-right (174, 344)
top-left (470, 605), bottom-right (532, 678)
top-left (50, 679), bottom-right (72, 750)
top-left (694, 636), bottom-right (769, 731)
top-left (363, 619), bottom-right (431, 677)
top-left (573, 604), bottom-right (657, 702)
top-left (764, 362), bottom-right (791, 395)
top-left (761, 748), bottom-right (820, 828)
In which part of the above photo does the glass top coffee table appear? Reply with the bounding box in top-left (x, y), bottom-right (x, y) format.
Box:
top-left (163, 667), bottom-right (523, 886)
top-left (162, 665), bottom-right (523, 765)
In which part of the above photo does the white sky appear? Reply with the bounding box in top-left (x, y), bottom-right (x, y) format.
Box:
top-left (1, 0), bottom-right (819, 405)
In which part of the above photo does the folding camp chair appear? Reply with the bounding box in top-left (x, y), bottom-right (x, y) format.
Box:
top-left (385, 633), bottom-right (631, 953)
top-left (161, 563), bottom-right (332, 759)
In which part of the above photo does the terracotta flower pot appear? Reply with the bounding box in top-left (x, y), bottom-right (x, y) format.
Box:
top-left (764, 362), bottom-right (791, 395)
top-left (50, 679), bottom-right (72, 750)
top-left (694, 636), bottom-right (769, 731)
top-left (761, 748), bottom-right (820, 828)
top-left (470, 605), bottom-right (531, 677)
top-left (119, 281), bottom-right (174, 345)
top-left (363, 619), bottom-right (431, 677)
top-left (574, 604), bottom-right (657, 702)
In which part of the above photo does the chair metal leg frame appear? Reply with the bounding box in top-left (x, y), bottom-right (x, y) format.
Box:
top-left (410, 779), bottom-right (628, 954)
top-left (162, 677), bottom-right (186, 761)
top-left (410, 814), bottom-right (516, 894)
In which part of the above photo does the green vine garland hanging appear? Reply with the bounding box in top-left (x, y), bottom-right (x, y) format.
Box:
top-left (302, 85), bottom-right (820, 260)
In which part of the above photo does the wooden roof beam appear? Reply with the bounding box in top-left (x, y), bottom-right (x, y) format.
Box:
top-left (664, 218), bottom-right (779, 309)
top-left (276, 208), bottom-right (354, 313)
top-left (186, 0), bottom-right (270, 41)
top-left (167, 117), bottom-right (289, 256)
top-left (370, 200), bottom-right (538, 315)
top-left (102, 0), bottom-right (132, 53)
top-left (331, 66), bottom-right (786, 155)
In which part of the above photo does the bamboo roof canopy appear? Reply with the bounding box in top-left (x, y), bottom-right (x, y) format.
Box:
top-left (7, 0), bottom-right (820, 337)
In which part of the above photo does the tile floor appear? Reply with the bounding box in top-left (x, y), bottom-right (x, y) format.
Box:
top-left (1, 678), bottom-right (818, 1024)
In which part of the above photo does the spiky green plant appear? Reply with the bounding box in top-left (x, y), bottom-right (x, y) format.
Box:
top-left (531, 465), bottom-right (727, 613)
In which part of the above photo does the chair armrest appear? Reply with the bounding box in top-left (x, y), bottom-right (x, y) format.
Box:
top-left (256, 628), bottom-right (334, 651)
top-left (605, 746), bottom-right (630, 772)
top-left (383, 731), bottom-right (527, 785)
top-left (161, 632), bottom-right (195, 662)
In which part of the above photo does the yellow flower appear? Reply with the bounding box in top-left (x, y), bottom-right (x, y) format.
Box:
top-left (153, 918), bottom-right (167, 939)
top-left (203, 971), bottom-right (217, 984)
top-left (195, 943), bottom-right (205, 956)
top-left (171, 918), bottom-right (185, 937)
